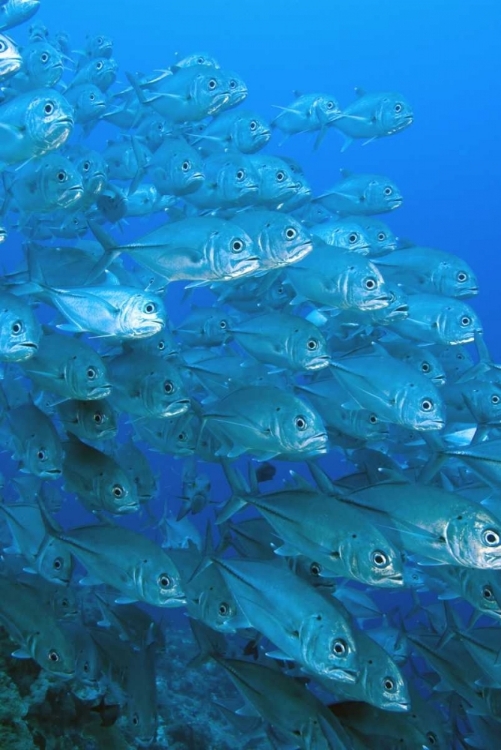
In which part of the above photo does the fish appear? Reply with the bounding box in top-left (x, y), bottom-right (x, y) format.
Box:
top-left (0, 0), bottom-right (40, 32)
top-left (315, 169), bottom-right (403, 215)
top-left (334, 88), bottom-right (413, 150)
top-left (0, 32), bottom-right (22, 79)
top-left (272, 91), bottom-right (343, 149)
top-left (0, 290), bottom-right (41, 361)
top-left (201, 384), bottom-right (328, 459)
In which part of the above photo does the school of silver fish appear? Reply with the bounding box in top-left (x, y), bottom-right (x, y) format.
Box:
top-left (0, 2), bottom-right (498, 748)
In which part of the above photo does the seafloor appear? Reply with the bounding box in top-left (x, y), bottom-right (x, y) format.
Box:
top-left (0, 622), bottom-right (266, 750)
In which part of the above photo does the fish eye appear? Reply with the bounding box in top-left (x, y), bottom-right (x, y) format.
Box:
top-left (384, 186), bottom-right (393, 195)
top-left (82, 160), bottom-right (91, 171)
top-left (181, 160), bottom-right (191, 171)
top-left (44, 102), bottom-right (54, 115)
top-left (132, 713), bottom-right (139, 726)
top-left (89, 92), bottom-right (95, 101)
top-left (348, 232), bottom-right (358, 243)
top-left (426, 733), bottom-right (437, 746)
top-left (96, 37), bottom-right (103, 45)
top-left (483, 529), bottom-right (501, 546)
top-left (86, 366), bottom-right (97, 379)
top-left (421, 399), bottom-right (433, 411)
top-left (11, 321), bottom-right (23, 335)
top-left (364, 277), bottom-right (377, 290)
top-left (40, 52), bottom-right (49, 63)
top-left (483, 585), bottom-right (494, 600)
top-left (197, 57), bottom-right (205, 64)
top-left (61, 598), bottom-right (69, 608)
top-left (306, 339), bottom-right (318, 350)
top-left (157, 340), bottom-right (166, 350)
top-left (285, 227), bottom-right (297, 240)
top-left (377, 232), bottom-right (386, 241)
top-left (383, 677), bottom-right (395, 691)
top-left (421, 362), bottom-right (431, 373)
top-left (229, 79), bottom-right (237, 89)
top-left (369, 414), bottom-right (378, 424)
top-left (457, 271), bottom-right (467, 282)
top-left (219, 320), bottom-right (227, 329)
top-left (144, 302), bottom-right (156, 313)
top-left (276, 170), bottom-right (285, 182)
top-left (93, 412), bottom-right (103, 424)
top-left (218, 602), bottom-right (230, 616)
top-left (310, 562), bottom-right (322, 576)
top-left (208, 78), bottom-right (217, 90)
top-left (460, 315), bottom-right (471, 326)
top-left (96, 60), bottom-right (103, 70)
top-left (57, 171), bottom-right (67, 182)
top-left (372, 550), bottom-right (389, 567)
top-left (158, 573), bottom-right (171, 588)
top-left (37, 449), bottom-right (46, 460)
top-left (231, 239), bottom-right (244, 253)
top-left (332, 639), bottom-right (347, 656)
top-left (0, 41), bottom-right (6, 53)
top-left (295, 415), bottom-right (307, 431)
top-left (326, 101), bottom-right (334, 109)
top-left (53, 557), bottom-right (63, 570)
top-left (164, 380), bottom-right (174, 394)
top-left (249, 120), bottom-right (257, 131)
top-left (48, 650), bottom-right (60, 662)
top-left (236, 169), bottom-right (245, 180)
top-left (83, 661), bottom-right (90, 673)
top-left (112, 485), bottom-right (124, 498)
top-left (178, 432), bottom-right (187, 441)
top-left (491, 394), bottom-right (501, 405)
top-left (395, 103), bottom-right (403, 113)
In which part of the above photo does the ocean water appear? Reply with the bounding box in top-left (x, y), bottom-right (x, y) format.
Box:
top-left (0, 0), bottom-right (500, 747)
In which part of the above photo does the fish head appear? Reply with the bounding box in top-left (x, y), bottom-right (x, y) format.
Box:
top-left (38, 538), bottom-right (74, 585)
top-left (159, 142), bottom-right (205, 196)
top-left (275, 398), bottom-right (328, 456)
top-left (447, 508), bottom-right (501, 568)
top-left (316, 220), bottom-right (371, 254)
top-left (25, 434), bottom-right (63, 479)
top-left (377, 93), bottom-right (414, 134)
top-left (367, 659), bottom-right (410, 713)
top-left (85, 33), bottom-right (113, 59)
top-left (216, 155), bottom-right (259, 205)
top-left (437, 301), bottom-right (482, 345)
top-left (365, 177), bottom-right (403, 213)
top-left (289, 323), bottom-right (330, 371)
top-left (207, 225), bottom-right (259, 280)
top-left (316, 94), bottom-right (343, 124)
top-left (39, 154), bottom-right (84, 210)
top-left (253, 156), bottom-right (301, 205)
top-left (71, 147), bottom-right (108, 195)
top-left (27, 89), bottom-right (74, 152)
top-left (142, 366), bottom-right (191, 418)
top-left (299, 611), bottom-right (359, 683)
top-left (432, 259), bottom-right (478, 298)
top-left (0, 33), bottom-right (22, 79)
top-left (119, 292), bottom-right (166, 338)
top-left (65, 351), bottom-right (111, 400)
top-left (342, 256), bottom-right (391, 311)
top-left (93, 467), bottom-right (139, 515)
top-left (232, 111), bottom-right (271, 153)
top-left (355, 217), bottom-right (398, 255)
top-left (52, 588), bottom-right (79, 619)
top-left (260, 213), bottom-right (314, 267)
top-left (88, 56), bottom-right (117, 89)
top-left (221, 70), bottom-right (248, 109)
top-left (32, 627), bottom-right (76, 680)
top-left (343, 535), bottom-right (405, 588)
top-left (398, 382), bottom-right (446, 431)
top-left (190, 68), bottom-right (232, 116)
top-left (465, 575), bottom-right (501, 618)
top-left (0, 296), bottom-right (40, 360)
top-left (24, 40), bottom-right (63, 87)
top-left (140, 555), bottom-right (185, 607)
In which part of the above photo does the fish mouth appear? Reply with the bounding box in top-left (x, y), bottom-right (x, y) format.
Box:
top-left (382, 572), bottom-right (404, 587)
top-left (385, 701), bottom-right (410, 713)
top-left (432, 375), bottom-right (446, 386)
top-left (286, 241), bottom-right (314, 264)
top-left (56, 116), bottom-right (74, 127)
top-left (484, 553), bottom-right (501, 567)
top-left (306, 356), bottom-right (331, 371)
top-left (360, 295), bottom-right (393, 311)
top-left (415, 418), bottom-right (446, 431)
top-left (20, 342), bottom-right (39, 349)
top-left (162, 399), bottom-right (191, 418)
top-left (326, 667), bottom-right (358, 683)
top-left (116, 502), bottom-right (141, 514)
top-left (43, 468), bottom-right (63, 477)
top-left (301, 433), bottom-right (329, 454)
top-left (388, 198), bottom-right (403, 208)
top-left (86, 385), bottom-right (112, 399)
top-left (161, 595), bottom-right (187, 607)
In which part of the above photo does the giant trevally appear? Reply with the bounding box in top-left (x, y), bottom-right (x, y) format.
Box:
top-left (315, 169), bottom-right (403, 215)
top-left (0, 32), bottom-right (22, 79)
top-left (0, 0), bottom-right (40, 32)
top-left (333, 88), bottom-right (413, 151)
top-left (0, 290), bottom-right (40, 361)
top-left (213, 557), bottom-right (360, 683)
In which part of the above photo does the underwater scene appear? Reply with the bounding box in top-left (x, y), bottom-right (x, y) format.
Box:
top-left (0, 0), bottom-right (500, 747)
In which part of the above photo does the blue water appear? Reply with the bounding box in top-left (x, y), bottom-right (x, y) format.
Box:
top-left (2, 0), bottom-right (501, 745)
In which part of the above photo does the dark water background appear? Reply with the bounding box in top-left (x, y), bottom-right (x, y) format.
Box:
top-left (2, 0), bottom-right (501, 638)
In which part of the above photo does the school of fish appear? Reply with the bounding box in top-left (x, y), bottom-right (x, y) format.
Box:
top-left (0, 2), bottom-right (499, 748)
